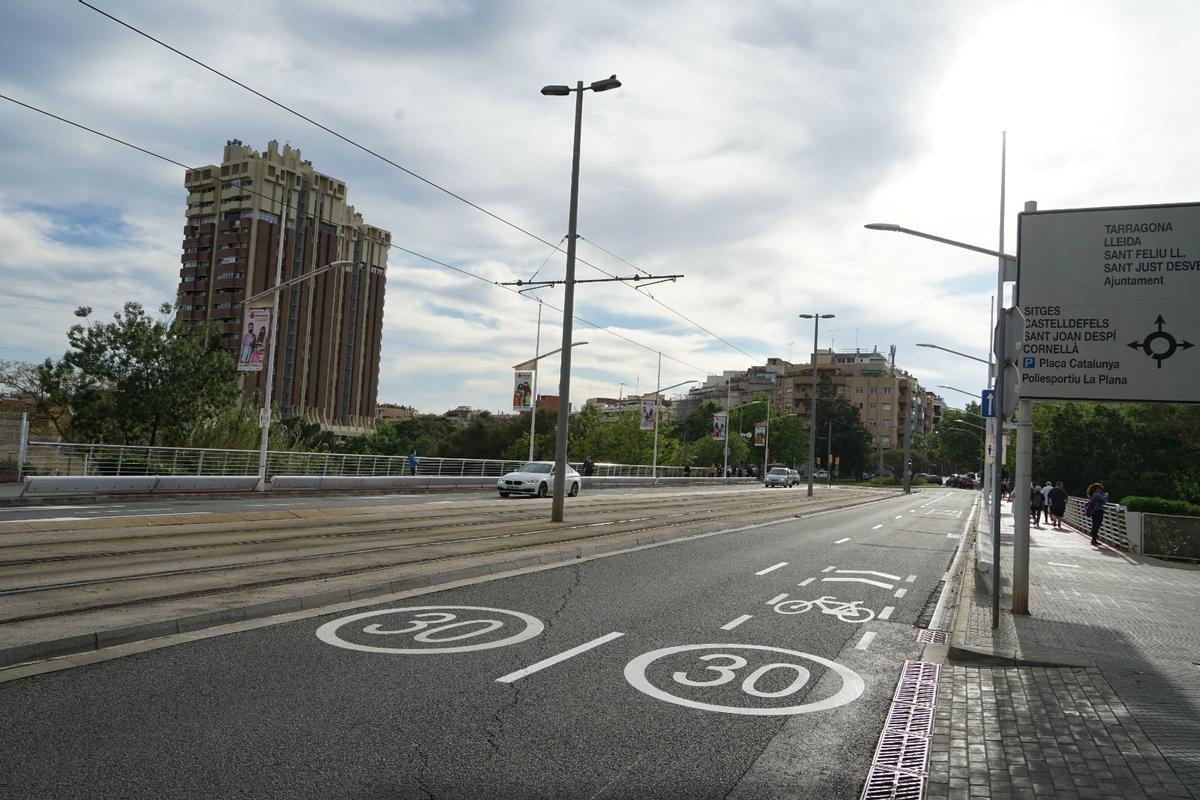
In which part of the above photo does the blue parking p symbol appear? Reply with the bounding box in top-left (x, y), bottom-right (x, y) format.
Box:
top-left (1022, 356), bottom-right (1036, 369)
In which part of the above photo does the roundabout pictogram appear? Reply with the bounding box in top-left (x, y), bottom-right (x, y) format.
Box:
top-left (1127, 315), bottom-right (1193, 369)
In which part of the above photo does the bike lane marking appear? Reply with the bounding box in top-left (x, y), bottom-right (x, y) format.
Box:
top-left (854, 631), bottom-right (876, 651)
top-left (894, 588), bottom-right (908, 598)
top-left (834, 537), bottom-right (851, 544)
top-left (822, 577), bottom-right (893, 590)
top-left (878, 606), bottom-right (895, 620)
top-left (495, 631), bottom-right (625, 683)
top-left (822, 565), bottom-right (837, 573)
top-left (767, 593), bottom-right (789, 606)
top-left (872, 524), bottom-right (884, 530)
top-left (905, 575), bottom-right (917, 583)
top-left (755, 562), bottom-right (789, 576)
top-left (720, 615), bottom-right (753, 631)
top-left (797, 577), bottom-right (815, 587)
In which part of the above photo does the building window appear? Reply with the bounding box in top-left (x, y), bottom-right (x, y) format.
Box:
top-left (854, 387), bottom-right (864, 395)
top-left (257, 210), bottom-right (279, 224)
top-left (883, 387), bottom-right (893, 395)
top-left (883, 403), bottom-right (892, 411)
top-left (220, 256), bottom-right (237, 265)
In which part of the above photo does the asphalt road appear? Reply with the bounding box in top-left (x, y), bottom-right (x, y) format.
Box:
top-left (0, 489), bottom-right (974, 799)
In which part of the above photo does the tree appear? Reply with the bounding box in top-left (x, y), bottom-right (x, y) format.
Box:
top-left (33, 303), bottom-right (240, 446)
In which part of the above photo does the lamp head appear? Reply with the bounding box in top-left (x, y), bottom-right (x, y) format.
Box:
top-left (590, 75), bottom-right (621, 92)
top-left (541, 85), bottom-right (571, 96)
top-left (864, 223), bottom-right (901, 231)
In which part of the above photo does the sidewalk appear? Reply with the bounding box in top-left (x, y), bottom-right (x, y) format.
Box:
top-left (926, 504), bottom-right (1200, 799)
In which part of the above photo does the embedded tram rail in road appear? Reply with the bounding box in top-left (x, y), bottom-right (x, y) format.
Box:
top-left (0, 485), bottom-right (903, 670)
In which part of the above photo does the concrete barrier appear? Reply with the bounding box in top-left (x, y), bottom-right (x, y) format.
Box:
top-left (153, 476), bottom-right (261, 493)
top-left (22, 476), bottom-right (159, 496)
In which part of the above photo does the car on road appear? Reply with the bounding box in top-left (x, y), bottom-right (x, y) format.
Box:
top-left (765, 467), bottom-right (794, 488)
top-left (497, 461), bottom-right (581, 498)
top-left (814, 469), bottom-right (829, 479)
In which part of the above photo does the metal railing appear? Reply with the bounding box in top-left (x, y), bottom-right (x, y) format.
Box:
top-left (20, 441), bottom-right (696, 481)
top-left (1065, 495), bottom-right (1127, 549)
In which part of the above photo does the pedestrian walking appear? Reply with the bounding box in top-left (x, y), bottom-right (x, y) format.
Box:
top-left (407, 450), bottom-right (418, 476)
top-left (1084, 482), bottom-right (1108, 546)
top-left (583, 456), bottom-right (596, 477)
top-left (1040, 481), bottom-right (1053, 524)
top-left (1030, 482), bottom-right (1046, 527)
top-left (1000, 480), bottom-right (1011, 502)
top-left (1048, 481), bottom-right (1068, 529)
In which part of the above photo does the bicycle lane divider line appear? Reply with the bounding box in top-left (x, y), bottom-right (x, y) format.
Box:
top-left (894, 588), bottom-right (908, 598)
top-left (495, 631), bottom-right (625, 684)
top-left (721, 615), bottom-right (753, 631)
top-left (821, 577), bottom-right (894, 590)
top-left (833, 570), bottom-right (902, 581)
top-left (755, 562), bottom-right (788, 576)
top-left (797, 578), bottom-right (815, 587)
top-left (854, 631), bottom-right (877, 651)
top-left (834, 538), bottom-right (850, 544)
top-left (905, 575), bottom-right (917, 583)
top-left (878, 606), bottom-right (895, 620)
top-left (872, 524), bottom-right (883, 530)
top-left (766, 593), bottom-right (789, 606)
top-left (822, 565), bottom-right (837, 573)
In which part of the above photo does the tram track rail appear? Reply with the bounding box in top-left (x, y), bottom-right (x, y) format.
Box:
top-left (0, 490), bottom-right (889, 626)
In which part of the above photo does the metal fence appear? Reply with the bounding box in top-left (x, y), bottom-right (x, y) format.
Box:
top-left (1065, 495), bottom-right (1127, 549)
top-left (20, 441), bottom-right (691, 481)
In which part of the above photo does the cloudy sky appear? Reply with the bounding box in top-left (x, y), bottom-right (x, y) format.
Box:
top-left (2, 0), bottom-right (1198, 415)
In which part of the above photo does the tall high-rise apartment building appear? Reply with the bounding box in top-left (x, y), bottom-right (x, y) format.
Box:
top-left (176, 140), bottom-right (390, 428)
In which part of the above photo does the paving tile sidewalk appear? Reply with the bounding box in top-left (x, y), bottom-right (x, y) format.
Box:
top-left (926, 503), bottom-right (1200, 799)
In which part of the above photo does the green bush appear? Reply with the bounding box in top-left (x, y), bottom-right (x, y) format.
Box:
top-left (1121, 495), bottom-right (1200, 517)
top-left (1142, 513), bottom-right (1200, 562)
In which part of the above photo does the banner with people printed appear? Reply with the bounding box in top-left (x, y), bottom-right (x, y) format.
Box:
top-left (512, 371), bottom-right (533, 411)
top-left (640, 401), bottom-right (657, 431)
top-left (711, 414), bottom-right (727, 440)
top-left (237, 308), bottom-right (272, 372)
top-left (753, 422), bottom-right (767, 447)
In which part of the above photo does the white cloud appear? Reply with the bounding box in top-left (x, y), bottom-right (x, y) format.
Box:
top-left (1, 0), bottom-right (1197, 414)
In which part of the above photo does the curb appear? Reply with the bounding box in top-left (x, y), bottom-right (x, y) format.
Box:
top-left (0, 492), bottom-right (901, 671)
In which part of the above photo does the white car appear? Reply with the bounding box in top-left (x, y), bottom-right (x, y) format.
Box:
top-left (765, 467), bottom-right (794, 488)
top-left (497, 461), bottom-right (581, 498)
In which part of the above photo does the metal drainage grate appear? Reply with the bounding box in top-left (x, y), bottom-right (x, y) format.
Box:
top-left (899, 659), bottom-right (941, 684)
top-left (861, 766), bottom-right (924, 800)
top-left (916, 628), bottom-right (949, 644)
top-left (894, 681), bottom-right (938, 707)
top-left (873, 730), bottom-right (931, 775)
top-left (885, 703), bottom-right (934, 737)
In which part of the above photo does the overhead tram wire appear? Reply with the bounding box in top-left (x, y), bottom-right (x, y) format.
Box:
top-left (0, 92), bottom-right (714, 377)
top-left (78, 1), bottom-right (759, 367)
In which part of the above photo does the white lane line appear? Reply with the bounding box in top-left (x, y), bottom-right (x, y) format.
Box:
top-left (894, 515), bottom-right (904, 520)
top-left (767, 593), bottom-right (789, 606)
top-left (822, 577), bottom-right (894, 589)
top-left (1, 512), bottom-right (213, 524)
top-left (855, 631), bottom-right (877, 651)
top-left (822, 565), bottom-right (837, 573)
top-left (834, 537), bottom-right (851, 544)
top-left (879, 606), bottom-right (895, 620)
top-left (872, 524), bottom-right (883, 530)
top-left (721, 614), bottom-right (753, 631)
top-left (755, 562), bottom-right (789, 576)
top-left (836, 570), bottom-right (902, 581)
top-left (894, 588), bottom-right (908, 598)
top-left (798, 577), bottom-right (815, 587)
top-left (495, 632), bottom-right (624, 684)
top-left (946, 533), bottom-right (958, 538)
top-left (905, 575), bottom-right (917, 583)
top-left (0, 504), bottom-right (124, 512)
top-left (1048, 562), bottom-right (1081, 568)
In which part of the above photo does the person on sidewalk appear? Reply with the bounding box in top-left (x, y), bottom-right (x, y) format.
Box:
top-left (1030, 481), bottom-right (1046, 527)
top-left (1048, 481), bottom-right (1068, 529)
top-left (1085, 482), bottom-right (1108, 545)
top-left (1040, 481), bottom-right (1054, 524)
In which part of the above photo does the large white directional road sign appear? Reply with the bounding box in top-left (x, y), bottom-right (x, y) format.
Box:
top-left (1016, 202), bottom-right (1199, 403)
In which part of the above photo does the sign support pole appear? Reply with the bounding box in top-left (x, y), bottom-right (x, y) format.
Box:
top-left (1011, 199), bottom-right (1038, 614)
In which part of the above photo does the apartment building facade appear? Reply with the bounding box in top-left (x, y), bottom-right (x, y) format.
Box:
top-left (176, 140), bottom-right (390, 428)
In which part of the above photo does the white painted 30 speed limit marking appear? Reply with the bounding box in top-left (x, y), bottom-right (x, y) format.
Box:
top-left (315, 606), bottom-right (544, 654)
top-left (624, 644), bottom-right (864, 716)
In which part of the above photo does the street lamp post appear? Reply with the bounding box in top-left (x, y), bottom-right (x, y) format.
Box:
top-left (513, 339), bottom-right (590, 463)
top-left (542, 74), bottom-right (621, 522)
top-left (799, 313), bottom-right (834, 497)
top-left (650, 371), bottom-right (699, 479)
top-left (246, 258), bottom-right (357, 490)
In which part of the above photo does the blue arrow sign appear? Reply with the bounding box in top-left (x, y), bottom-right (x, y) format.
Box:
top-left (981, 389), bottom-right (996, 418)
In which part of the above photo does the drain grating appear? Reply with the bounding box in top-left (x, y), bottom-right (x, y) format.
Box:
top-left (873, 730), bottom-right (931, 775)
top-left (885, 703), bottom-right (934, 737)
top-left (861, 766), bottom-right (924, 800)
top-left (860, 660), bottom-right (942, 800)
top-left (916, 628), bottom-right (949, 644)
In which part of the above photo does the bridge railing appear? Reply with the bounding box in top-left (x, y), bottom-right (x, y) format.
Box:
top-left (20, 441), bottom-right (695, 481)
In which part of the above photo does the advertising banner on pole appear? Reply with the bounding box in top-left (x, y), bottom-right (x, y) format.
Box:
top-left (753, 422), bottom-right (767, 447)
top-left (640, 401), bottom-right (657, 431)
top-left (711, 414), bottom-right (727, 440)
top-left (237, 308), bottom-right (271, 372)
top-left (1017, 202), bottom-right (1200, 403)
top-left (512, 371), bottom-right (533, 411)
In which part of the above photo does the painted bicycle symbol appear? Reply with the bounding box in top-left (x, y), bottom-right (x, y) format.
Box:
top-left (769, 594), bottom-right (875, 624)
top-left (315, 605), bottom-right (544, 654)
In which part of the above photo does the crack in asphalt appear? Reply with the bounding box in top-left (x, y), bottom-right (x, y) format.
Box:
top-left (411, 742), bottom-right (436, 799)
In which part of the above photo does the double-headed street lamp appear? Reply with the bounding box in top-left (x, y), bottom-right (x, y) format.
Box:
top-left (799, 313), bottom-right (834, 497)
top-left (650, 377), bottom-right (700, 478)
top-left (245, 259), bottom-right (357, 490)
top-left (512, 340), bottom-right (590, 463)
top-left (541, 74), bottom-right (621, 522)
